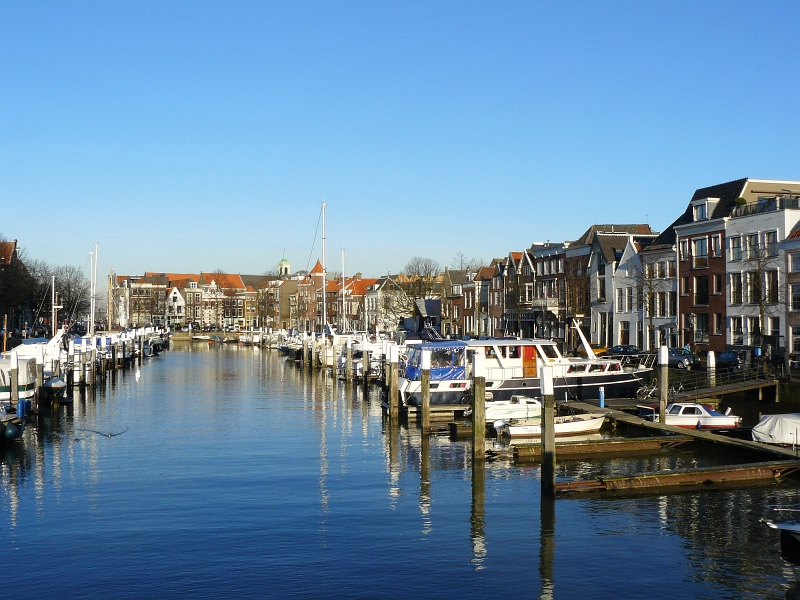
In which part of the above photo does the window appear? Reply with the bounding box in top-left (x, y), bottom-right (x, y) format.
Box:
top-left (730, 237), bottom-right (742, 261)
top-left (731, 273), bottom-right (742, 304)
top-left (765, 231), bottom-right (778, 256)
top-left (681, 276), bottom-right (689, 295)
top-left (710, 235), bottom-right (721, 258)
top-left (792, 253), bottom-right (800, 273)
top-left (695, 313), bottom-right (709, 343)
top-left (747, 271), bottom-right (761, 304)
top-left (747, 233), bottom-right (759, 259)
top-left (713, 273), bottom-right (722, 295)
top-left (669, 292), bottom-right (677, 317)
top-left (694, 203), bottom-right (707, 221)
top-left (645, 263), bottom-right (654, 279)
top-left (793, 326), bottom-right (800, 353)
top-left (668, 260), bottom-right (677, 277)
top-left (792, 284), bottom-right (800, 311)
top-left (679, 240), bottom-right (689, 261)
top-left (655, 262), bottom-right (665, 278)
top-left (598, 277), bottom-right (606, 301)
top-left (693, 275), bottom-right (709, 305)
top-left (657, 292), bottom-right (666, 317)
top-left (765, 270), bottom-right (778, 303)
top-left (771, 317), bottom-right (780, 338)
top-left (714, 313), bottom-right (723, 335)
top-left (731, 317), bottom-right (743, 345)
top-left (626, 287), bottom-right (633, 312)
top-left (616, 288), bottom-right (624, 312)
top-left (693, 238), bottom-right (708, 268)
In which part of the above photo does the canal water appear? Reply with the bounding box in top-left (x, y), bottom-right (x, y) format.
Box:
top-left (3, 344), bottom-right (800, 599)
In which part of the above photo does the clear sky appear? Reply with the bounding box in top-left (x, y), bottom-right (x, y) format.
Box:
top-left (2, 1), bottom-right (799, 280)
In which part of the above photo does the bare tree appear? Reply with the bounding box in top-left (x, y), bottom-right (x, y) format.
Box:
top-left (451, 252), bottom-right (485, 272)
top-left (403, 257), bottom-right (441, 301)
top-left (54, 264), bottom-right (90, 322)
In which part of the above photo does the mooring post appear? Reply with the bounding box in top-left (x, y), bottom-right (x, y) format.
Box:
top-left (79, 346), bottom-right (86, 386)
top-left (540, 365), bottom-right (555, 497)
top-left (121, 341), bottom-right (126, 369)
top-left (302, 336), bottom-right (308, 368)
top-left (472, 352), bottom-right (486, 464)
top-left (421, 348), bottom-right (431, 433)
top-left (707, 350), bottom-right (716, 388)
top-left (363, 350), bottom-right (371, 393)
top-left (10, 353), bottom-right (19, 409)
top-left (346, 338), bottom-right (353, 382)
top-left (389, 344), bottom-right (399, 422)
top-left (659, 346), bottom-right (669, 425)
top-left (35, 362), bottom-right (43, 413)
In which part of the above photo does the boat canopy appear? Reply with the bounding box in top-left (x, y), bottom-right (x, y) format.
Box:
top-left (752, 413), bottom-right (800, 445)
top-left (404, 341), bottom-right (467, 381)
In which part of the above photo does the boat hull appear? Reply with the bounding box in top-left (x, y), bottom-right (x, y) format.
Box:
top-left (500, 413), bottom-right (607, 438)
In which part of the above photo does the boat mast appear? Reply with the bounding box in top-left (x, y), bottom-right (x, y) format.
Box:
top-left (341, 248), bottom-right (345, 333)
top-left (321, 201), bottom-right (327, 333)
top-left (89, 243), bottom-right (98, 337)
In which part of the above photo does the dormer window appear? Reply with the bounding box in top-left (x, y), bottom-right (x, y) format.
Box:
top-left (190, 281), bottom-right (197, 289)
top-left (694, 203), bottom-right (707, 221)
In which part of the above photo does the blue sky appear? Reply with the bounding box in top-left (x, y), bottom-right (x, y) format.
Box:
top-left (2, 1), bottom-right (799, 279)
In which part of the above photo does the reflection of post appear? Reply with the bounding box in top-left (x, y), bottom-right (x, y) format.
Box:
top-left (363, 350), bottom-right (371, 394)
top-left (539, 493), bottom-right (556, 599)
top-left (346, 338), bottom-right (353, 382)
top-left (540, 365), bottom-right (555, 496)
top-left (659, 346), bottom-right (669, 425)
top-left (470, 459), bottom-right (486, 569)
top-left (389, 345), bottom-right (399, 422)
top-left (421, 349), bottom-right (431, 432)
top-left (420, 430), bottom-right (431, 533)
top-left (472, 352), bottom-right (486, 463)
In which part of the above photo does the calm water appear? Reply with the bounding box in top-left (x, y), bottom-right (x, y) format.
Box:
top-left (3, 343), bottom-right (800, 599)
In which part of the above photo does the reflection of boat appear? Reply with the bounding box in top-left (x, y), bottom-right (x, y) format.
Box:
top-left (495, 413), bottom-right (607, 438)
top-left (483, 395), bottom-right (542, 422)
top-left (643, 402), bottom-right (741, 429)
top-left (752, 413), bottom-right (800, 446)
top-left (192, 335), bottom-right (211, 342)
top-left (399, 338), bottom-right (650, 408)
top-left (762, 506), bottom-right (800, 559)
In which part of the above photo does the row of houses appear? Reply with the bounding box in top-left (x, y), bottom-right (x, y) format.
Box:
top-left (110, 176), bottom-right (800, 360)
top-left (438, 177), bottom-right (800, 359)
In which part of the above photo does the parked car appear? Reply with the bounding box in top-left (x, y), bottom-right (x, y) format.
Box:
top-left (576, 343), bottom-right (607, 357)
top-left (715, 351), bottom-right (743, 372)
top-left (607, 345), bottom-right (642, 356)
top-left (667, 347), bottom-right (693, 369)
top-left (670, 347), bottom-right (701, 369)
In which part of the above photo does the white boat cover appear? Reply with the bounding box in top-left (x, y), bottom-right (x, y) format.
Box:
top-left (752, 413), bottom-right (800, 445)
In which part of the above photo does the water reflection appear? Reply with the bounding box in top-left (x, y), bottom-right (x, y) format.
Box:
top-left (470, 461), bottom-right (486, 570)
top-left (539, 494), bottom-right (556, 600)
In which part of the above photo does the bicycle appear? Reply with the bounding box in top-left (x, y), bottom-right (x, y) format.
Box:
top-left (636, 379), bottom-right (659, 401)
top-left (668, 382), bottom-right (684, 401)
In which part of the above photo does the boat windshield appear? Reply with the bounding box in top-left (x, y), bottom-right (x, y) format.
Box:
top-left (538, 344), bottom-right (560, 360)
top-left (404, 344), bottom-right (467, 381)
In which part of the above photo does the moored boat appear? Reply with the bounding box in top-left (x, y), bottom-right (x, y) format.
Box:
top-left (398, 337), bottom-right (650, 408)
top-left (645, 402), bottom-right (741, 429)
top-left (483, 395), bottom-right (542, 422)
top-left (752, 413), bottom-right (800, 446)
top-left (494, 412), bottom-right (608, 438)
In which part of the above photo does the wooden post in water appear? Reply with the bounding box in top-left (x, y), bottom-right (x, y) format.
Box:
top-left (121, 341), bottom-right (126, 369)
top-left (540, 365), bottom-right (555, 497)
top-left (10, 354), bottom-right (19, 406)
top-left (421, 348), bottom-right (431, 433)
top-left (346, 338), bottom-right (353, 382)
top-left (472, 352), bottom-right (486, 464)
top-left (389, 344), bottom-right (399, 422)
top-left (363, 350), bottom-right (371, 394)
top-left (707, 350), bottom-right (716, 388)
top-left (79, 346), bottom-right (86, 386)
top-left (302, 337), bottom-right (308, 368)
top-left (35, 363), bottom-right (43, 413)
top-left (659, 346), bottom-right (669, 426)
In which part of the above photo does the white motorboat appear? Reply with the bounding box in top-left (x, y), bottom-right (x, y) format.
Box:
top-left (752, 413), bottom-right (800, 446)
top-left (762, 506), bottom-right (800, 554)
top-left (483, 395), bottom-right (542, 422)
top-left (495, 412), bottom-right (608, 438)
top-left (646, 402), bottom-right (741, 429)
top-left (399, 338), bottom-right (650, 408)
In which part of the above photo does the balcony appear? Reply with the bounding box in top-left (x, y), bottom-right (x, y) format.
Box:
top-left (732, 196), bottom-right (800, 217)
top-left (532, 297), bottom-right (560, 309)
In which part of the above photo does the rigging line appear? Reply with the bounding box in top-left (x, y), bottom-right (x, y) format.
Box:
top-left (305, 203), bottom-right (323, 273)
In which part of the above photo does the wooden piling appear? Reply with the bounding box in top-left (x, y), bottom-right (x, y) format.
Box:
top-left (540, 365), bottom-right (555, 496)
top-left (346, 340), bottom-right (353, 382)
top-left (472, 376), bottom-right (486, 463)
top-left (421, 350), bottom-right (431, 433)
top-left (659, 346), bottom-right (668, 425)
top-left (35, 363), bottom-right (43, 413)
top-left (389, 347), bottom-right (399, 422)
top-left (10, 365), bottom-right (19, 404)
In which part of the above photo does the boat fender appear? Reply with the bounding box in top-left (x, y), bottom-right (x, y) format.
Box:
top-left (493, 419), bottom-right (506, 430)
top-left (696, 420), bottom-right (702, 430)
top-left (724, 407), bottom-right (732, 416)
top-left (4, 422), bottom-right (19, 438)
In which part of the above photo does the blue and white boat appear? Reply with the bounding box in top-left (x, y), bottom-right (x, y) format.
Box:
top-left (398, 337), bottom-right (651, 408)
